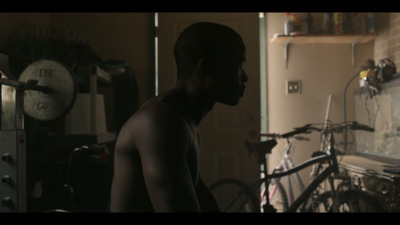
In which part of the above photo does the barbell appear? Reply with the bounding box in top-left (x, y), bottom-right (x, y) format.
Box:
top-left (1, 59), bottom-right (77, 121)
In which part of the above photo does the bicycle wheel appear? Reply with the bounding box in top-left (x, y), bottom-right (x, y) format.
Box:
top-left (311, 189), bottom-right (385, 212)
top-left (42, 203), bottom-right (88, 212)
top-left (210, 178), bottom-right (260, 212)
top-left (29, 201), bottom-right (88, 212)
top-left (263, 178), bottom-right (288, 212)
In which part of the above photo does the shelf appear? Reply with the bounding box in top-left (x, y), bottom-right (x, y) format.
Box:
top-left (270, 34), bottom-right (378, 44)
top-left (270, 34), bottom-right (378, 68)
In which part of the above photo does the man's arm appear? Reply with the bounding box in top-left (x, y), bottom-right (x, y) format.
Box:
top-left (135, 104), bottom-right (201, 212)
top-left (196, 176), bottom-right (221, 212)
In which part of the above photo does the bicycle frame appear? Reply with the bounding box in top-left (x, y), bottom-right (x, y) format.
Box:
top-left (269, 137), bottom-right (306, 205)
top-left (253, 138), bottom-right (341, 212)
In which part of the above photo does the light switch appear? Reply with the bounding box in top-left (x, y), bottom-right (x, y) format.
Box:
top-left (287, 80), bottom-right (301, 94)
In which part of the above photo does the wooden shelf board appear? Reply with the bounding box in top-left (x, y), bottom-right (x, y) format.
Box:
top-left (271, 34), bottom-right (378, 44)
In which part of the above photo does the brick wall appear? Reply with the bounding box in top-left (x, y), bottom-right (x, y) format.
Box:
top-left (374, 13), bottom-right (400, 71)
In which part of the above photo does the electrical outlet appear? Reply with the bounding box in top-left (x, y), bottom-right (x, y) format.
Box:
top-left (287, 80), bottom-right (301, 94)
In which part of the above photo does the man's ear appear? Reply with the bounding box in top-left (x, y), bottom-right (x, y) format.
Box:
top-left (198, 57), bottom-right (206, 75)
top-left (198, 57), bottom-right (215, 79)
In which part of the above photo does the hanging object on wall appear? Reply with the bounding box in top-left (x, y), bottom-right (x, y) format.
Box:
top-left (358, 58), bottom-right (399, 98)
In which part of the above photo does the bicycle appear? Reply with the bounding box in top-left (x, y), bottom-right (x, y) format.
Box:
top-left (210, 121), bottom-right (385, 213)
top-left (258, 132), bottom-right (311, 212)
top-left (210, 133), bottom-right (308, 213)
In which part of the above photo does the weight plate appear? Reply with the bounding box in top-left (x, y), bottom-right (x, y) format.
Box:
top-left (19, 59), bottom-right (77, 121)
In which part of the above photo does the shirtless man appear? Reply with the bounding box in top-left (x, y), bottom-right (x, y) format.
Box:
top-left (110, 22), bottom-right (248, 212)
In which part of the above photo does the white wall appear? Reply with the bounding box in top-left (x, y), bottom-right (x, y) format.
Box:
top-left (265, 13), bottom-right (375, 193)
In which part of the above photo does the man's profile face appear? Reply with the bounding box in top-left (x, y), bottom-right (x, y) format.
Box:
top-left (206, 41), bottom-right (248, 106)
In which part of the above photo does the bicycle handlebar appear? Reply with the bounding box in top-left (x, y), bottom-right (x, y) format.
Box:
top-left (260, 133), bottom-right (310, 141)
top-left (349, 121), bottom-right (375, 132)
top-left (281, 124), bottom-right (313, 138)
top-left (273, 121), bottom-right (374, 139)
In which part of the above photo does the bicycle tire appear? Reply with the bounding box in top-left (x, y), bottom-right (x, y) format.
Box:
top-left (310, 189), bottom-right (385, 212)
top-left (31, 202), bottom-right (89, 212)
top-left (264, 178), bottom-right (289, 212)
top-left (210, 178), bottom-right (260, 212)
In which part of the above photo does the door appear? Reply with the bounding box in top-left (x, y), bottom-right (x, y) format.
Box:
top-left (157, 13), bottom-right (261, 185)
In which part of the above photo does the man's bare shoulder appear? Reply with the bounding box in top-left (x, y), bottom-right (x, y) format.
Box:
top-left (134, 100), bottom-right (183, 123)
top-left (115, 100), bottom-right (184, 153)
top-left (123, 98), bottom-right (188, 137)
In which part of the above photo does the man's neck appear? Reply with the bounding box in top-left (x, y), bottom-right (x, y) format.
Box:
top-left (171, 85), bottom-right (215, 126)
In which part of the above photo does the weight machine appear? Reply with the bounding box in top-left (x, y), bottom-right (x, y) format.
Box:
top-left (0, 57), bottom-right (76, 212)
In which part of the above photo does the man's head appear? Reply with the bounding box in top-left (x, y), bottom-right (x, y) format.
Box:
top-left (174, 22), bottom-right (248, 106)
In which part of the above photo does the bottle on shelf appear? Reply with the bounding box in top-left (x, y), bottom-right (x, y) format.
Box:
top-left (334, 12), bottom-right (344, 35)
top-left (303, 13), bottom-right (314, 35)
top-left (366, 13), bottom-right (375, 34)
top-left (284, 12), bottom-right (293, 35)
top-left (291, 14), bottom-right (301, 32)
top-left (323, 13), bottom-right (334, 34)
top-left (343, 13), bottom-right (354, 34)
top-left (352, 13), bottom-right (368, 34)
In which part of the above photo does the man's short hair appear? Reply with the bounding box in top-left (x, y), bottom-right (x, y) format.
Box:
top-left (174, 22), bottom-right (244, 78)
